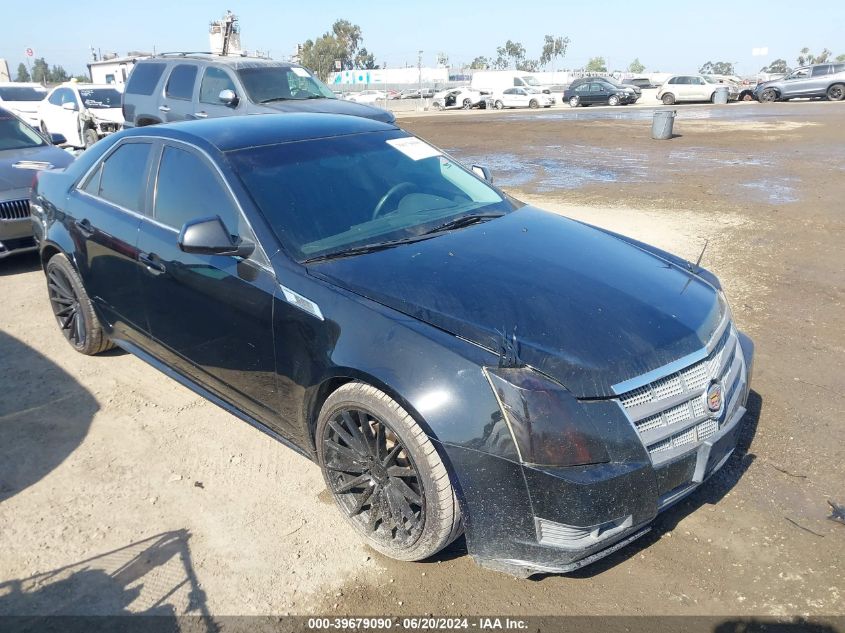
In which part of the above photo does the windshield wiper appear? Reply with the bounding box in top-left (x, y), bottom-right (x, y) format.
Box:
top-left (302, 234), bottom-right (440, 263)
top-left (259, 97), bottom-right (292, 104)
top-left (421, 212), bottom-right (504, 235)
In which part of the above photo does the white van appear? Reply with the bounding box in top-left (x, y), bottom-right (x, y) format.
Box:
top-left (471, 70), bottom-right (546, 94)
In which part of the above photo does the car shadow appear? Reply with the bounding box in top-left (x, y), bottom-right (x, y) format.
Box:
top-left (714, 619), bottom-right (841, 633)
top-left (0, 331), bottom-right (99, 502)
top-left (0, 529), bottom-right (218, 630)
top-left (0, 252), bottom-right (41, 276)
top-left (552, 390), bottom-right (763, 580)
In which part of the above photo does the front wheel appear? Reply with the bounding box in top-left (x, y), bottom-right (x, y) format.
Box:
top-left (827, 83), bottom-right (845, 101)
top-left (759, 88), bottom-right (778, 103)
top-left (608, 95), bottom-right (620, 106)
top-left (317, 382), bottom-right (462, 561)
top-left (661, 93), bottom-right (676, 105)
top-left (494, 100), bottom-right (504, 110)
top-left (83, 128), bottom-right (98, 149)
top-left (528, 99), bottom-right (539, 109)
top-left (462, 98), bottom-right (472, 109)
top-left (45, 254), bottom-right (114, 355)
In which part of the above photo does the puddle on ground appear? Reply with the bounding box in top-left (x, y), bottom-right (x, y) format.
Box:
top-left (738, 178), bottom-right (800, 204)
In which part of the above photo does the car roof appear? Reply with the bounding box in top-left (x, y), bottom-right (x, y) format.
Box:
top-left (142, 54), bottom-right (297, 70)
top-left (121, 112), bottom-right (398, 152)
top-left (0, 82), bottom-right (47, 89)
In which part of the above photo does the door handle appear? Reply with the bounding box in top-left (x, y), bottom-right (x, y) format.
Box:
top-left (139, 252), bottom-right (166, 276)
top-left (194, 111), bottom-right (208, 118)
top-left (77, 218), bottom-right (94, 237)
top-left (158, 105), bottom-right (171, 113)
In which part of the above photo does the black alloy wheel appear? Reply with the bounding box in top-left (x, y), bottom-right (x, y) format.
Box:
top-left (47, 264), bottom-right (87, 349)
top-left (827, 84), bottom-right (845, 101)
top-left (323, 408), bottom-right (426, 548)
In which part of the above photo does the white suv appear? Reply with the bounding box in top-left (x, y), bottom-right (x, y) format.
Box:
top-left (38, 82), bottom-right (124, 148)
top-left (657, 75), bottom-right (739, 105)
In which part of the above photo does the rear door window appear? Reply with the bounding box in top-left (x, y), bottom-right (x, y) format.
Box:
top-left (165, 64), bottom-right (198, 100)
top-left (94, 142), bottom-right (153, 212)
top-left (811, 65), bottom-right (831, 77)
top-left (126, 63), bottom-right (166, 95)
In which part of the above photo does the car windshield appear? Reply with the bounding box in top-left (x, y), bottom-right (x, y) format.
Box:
top-left (229, 131), bottom-right (516, 262)
top-left (78, 88), bottom-right (122, 109)
top-left (0, 87), bottom-right (47, 102)
top-left (237, 66), bottom-right (336, 103)
top-left (0, 114), bottom-right (46, 151)
top-left (703, 76), bottom-right (719, 84)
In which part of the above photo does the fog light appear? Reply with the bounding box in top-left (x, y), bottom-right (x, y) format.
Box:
top-left (536, 515), bottom-right (632, 550)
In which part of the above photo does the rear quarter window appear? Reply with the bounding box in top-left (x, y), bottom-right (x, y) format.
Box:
top-left (126, 63), bottom-right (166, 95)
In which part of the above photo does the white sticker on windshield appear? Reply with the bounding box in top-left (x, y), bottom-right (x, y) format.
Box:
top-left (291, 67), bottom-right (311, 78)
top-left (386, 137), bottom-right (441, 161)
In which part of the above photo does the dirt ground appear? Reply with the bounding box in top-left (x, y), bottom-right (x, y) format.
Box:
top-left (1, 101), bottom-right (843, 620)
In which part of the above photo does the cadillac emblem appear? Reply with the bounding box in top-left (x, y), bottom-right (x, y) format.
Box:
top-left (706, 381), bottom-right (724, 415)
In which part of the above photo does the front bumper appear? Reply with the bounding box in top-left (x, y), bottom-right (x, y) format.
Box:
top-left (0, 198), bottom-right (35, 259)
top-left (442, 330), bottom-right (754, 577)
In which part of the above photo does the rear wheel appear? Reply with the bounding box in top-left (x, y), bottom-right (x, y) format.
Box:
top-left (45, 254), bottom-right (114, 355)
top-left (316, 382), bottom-right (462, 561)
top-left (759, 88), bottom-right (778, 103)
top-left (827, 83), bottom-right (845, 101)
top-left (568, 96), bottom-right (580, 107)
top-left (661, 93), bottom-right (676, 105)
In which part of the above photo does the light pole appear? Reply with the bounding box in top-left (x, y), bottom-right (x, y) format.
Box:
top-left (418, 50), bottom-right (423, 104)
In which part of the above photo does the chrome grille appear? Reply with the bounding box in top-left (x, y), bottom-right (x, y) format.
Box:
top-left (0, 199), bottom-right (30, 220)
top-left (616, 321), bottom-right (746, 465)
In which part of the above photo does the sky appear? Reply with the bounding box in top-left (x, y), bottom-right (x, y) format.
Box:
top-left (2, 0), bottom-right (844, 78)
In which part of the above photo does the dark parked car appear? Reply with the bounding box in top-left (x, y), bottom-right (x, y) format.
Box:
top-left (32, 113), bottom-right (754, 577)
top-left (623, 77), bottom-right (658, 90)
top-left (0, 107), bottom-right (72, 260)
top-left (121, 53), bottom-right (395, 127)
top-left (754, 63), bottom-right (845, 102)
top-left (564, 79), bottom-right (638, 107)
top-left (567, 76), bottom-right (641, 100)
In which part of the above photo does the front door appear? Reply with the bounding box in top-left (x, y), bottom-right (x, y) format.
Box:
top-left (68, 139), bottom-right (153, 339)
top-left (194, 67), bottom-right (244, 119)
top-left (135, 142), bottom-right (285, 433)
top-left (44, 88), bottom-right (82, 146)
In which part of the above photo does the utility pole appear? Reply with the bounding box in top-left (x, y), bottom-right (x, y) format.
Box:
top-left (418, 50), bottom-right (423, 101)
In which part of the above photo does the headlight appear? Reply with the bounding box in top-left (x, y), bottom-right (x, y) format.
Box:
top-left (483, 366), bottom-right (610, 467)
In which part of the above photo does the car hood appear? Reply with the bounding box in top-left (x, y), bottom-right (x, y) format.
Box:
top-left (263, 98), bottom-right (395, 124)
top-left (3, 101), bottom-right (43, 114)
top-left (0, 145), bottom-right (74, 191)
top-left (309, 207), bottom-right (725, 398)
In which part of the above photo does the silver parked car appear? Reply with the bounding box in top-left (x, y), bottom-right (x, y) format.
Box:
top-left (754, 63), bottom-right (845, 102)
top-left (0, 107), bottom-right (73, 259)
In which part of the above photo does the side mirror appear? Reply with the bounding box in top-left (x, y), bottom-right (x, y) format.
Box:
top-left (49, 133), bottom-right (67, 146)
top-left (218, 89), bottom-right (238, 106)
top-left (472, 164), bottom-right (493, 183)
top-left (178, 216), bottom-right (255, 258)
top-left (62, 102), bottom-right (78, 111)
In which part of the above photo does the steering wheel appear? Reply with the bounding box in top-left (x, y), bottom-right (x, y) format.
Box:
top-left (372, 182), bottom-right (417, 220)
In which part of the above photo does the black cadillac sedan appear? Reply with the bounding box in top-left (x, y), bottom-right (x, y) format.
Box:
top-left (31, 113), bottom-right (753, 577)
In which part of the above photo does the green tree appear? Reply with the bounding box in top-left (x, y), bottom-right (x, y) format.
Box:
top-left (494, 40), bottom-right (535, 70)
top-left (699, 60), bottom-right (735, 75)
top-left (585, 56), bottom-right (607, 72)
top-left (354, 48), bottom-right (377, 70)
top-left (539, 35), bottom-right (570, 68)
top-left (469, 56), bottom-right (490, 70)
top-left (836, 53), bottom-right (845, 62)
top-left (332, 19), bottom-right (362, 62)
top-left (15, 63), bottom-right (30, 82)
top-left (49, 65), bottom-right (69, 83)
top-left (760, 59), bottom-right (789, 74)
top-left (797, 47), bottom-right (831, 65)
top-left (627, 58), bottom-right (646, 73)
top-left (31, 57), bottom-right (49, 83)
top-left (298, 19), bottom-right (374, 79)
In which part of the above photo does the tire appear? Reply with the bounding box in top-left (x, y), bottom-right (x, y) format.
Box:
top-left (608, 95), bottom-right (620, 106)
top-left (45, 253), bottom-right (114, 355)
top-left (759, 88), bottom-right (778, 103)
top-left (83, 128), bottom-right (99, 149)
top-left (568, 96), bottom-right (580, 107)
top-left (432, 102), bottom-right (443, 111)
top-left (529, 99), bottom-right (539, 109)
top-left (316, 382), bottom-right (462, 562)
top-left (462, 98), bottom-right (472, 109)
top-left (494, 100), bottom-right (504, 110)
top-left (661, 93), bottom-right (676, 105)
top-left (827, 83), bottom-right (845, 102)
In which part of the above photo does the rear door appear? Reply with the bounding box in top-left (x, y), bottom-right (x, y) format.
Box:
top-left (68, 139), bottom-right (153, 339)
top-left (807, 65), bottom-right (832, 96)
top-left (135, 141), bottom-right (285, 433)
top-left (161, 63), bottom-right (199, 122)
